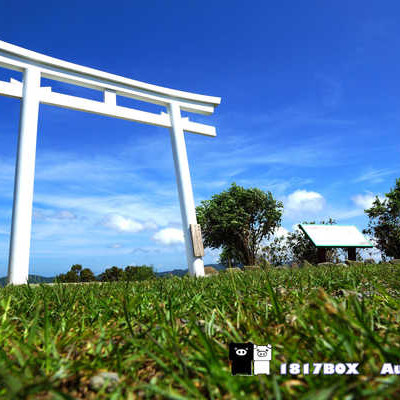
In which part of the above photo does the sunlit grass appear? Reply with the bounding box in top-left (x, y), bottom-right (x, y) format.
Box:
top-left (0, 263), bottom-right (400, 399)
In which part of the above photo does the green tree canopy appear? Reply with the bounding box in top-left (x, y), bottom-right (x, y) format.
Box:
top-left (124, 265), bottom-right (155, 281)
top-left (196, 183), bottom-right (283, 265)
top-left (71, 264), bottom-right (82, 273)
top-left (363, 178), bottom-right (400, 260)
top-left (218, 245), bottom-right (242, 268)
top-left (56, 264), bottom-right (95, 283)
top-left (80, 268), bottom-right (96, 282)
top-left (99, 266), bottom-right (124, 282)
top-left (55, 270), bottom-right (78, 283)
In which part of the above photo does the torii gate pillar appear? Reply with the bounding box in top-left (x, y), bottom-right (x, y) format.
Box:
top-left (168, 102), bottom-right (205, 277)
top-left (8, 67), bottom-right (41, 285)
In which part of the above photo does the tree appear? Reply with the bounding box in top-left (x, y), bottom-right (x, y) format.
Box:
top-left (196, 183), bottom-right (283, 265)
top-left (262, 218), bottom-right (345, 265)
top-left (56, 266), bottom-right (79, 283)
top-left (71, 264), bottom-right (82, 274)
top-left (55, 264), bottom-right (95, 283)
top-left (363, 178), bottom-right (400, 260)
top-left (218, 245), bottom-right (242, 268)
top-left (55, 273), bottom-right (68, 283)
top-left (80, 268), bottom-right (96, 282)
top-left (261, 234), bottom-right (292, 266)
top-left (124, 265), bottom-right (155, 281)
top-left (100, 266), bottom-right (124, 282)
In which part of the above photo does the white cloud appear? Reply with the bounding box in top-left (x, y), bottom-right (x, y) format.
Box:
top-left (260, 226), bottom-right (290, 247)
top-left (142, 220), bottom-right (159, 231)
top-left (152, 228), bottom-right (184, 245)
top-left (291, 223), bottom-right (301, 232)
top-left (109, 243), bottom-right (122, 248)
top-left (55, 210), bottom-right (77, 219)
top-left (101, 214), bottom-right (145, 233)
top-left (1, 103), bottom-right (394, 275)
top-left (274, 226), bottom-right (289, 237)
top-left (0, 157), bottom-right (14, 186)
top-left (204, 247), bottom-right (221, 264)
top-left (229, 177), bottom-right (314, 198)
top-left (354, 168), bottom-right (396, 184)
top-left (352, 192), bottom-right (385, 210)
top-left (33, 208), bottom-right (77, 221)
top-left (33, 193), bottom-right (179, 227)
top-left (357, 236), bottom-right (384, 262)
top-left (286, 190), bottom-right (325, 213)
top-left (131, 246), bottom-right (161, 254)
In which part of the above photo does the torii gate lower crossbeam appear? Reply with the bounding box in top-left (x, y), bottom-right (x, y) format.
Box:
top-left (0, 40), bottom-right (221, 284)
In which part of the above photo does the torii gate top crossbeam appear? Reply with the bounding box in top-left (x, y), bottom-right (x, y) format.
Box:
top-left (0, 40), bottom-right (221, 136)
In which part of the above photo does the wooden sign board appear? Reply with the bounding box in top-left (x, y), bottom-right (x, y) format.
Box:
top-left (299, 224), bottom-right (373, 248)
top-left (190, 224), bottom-right (205, 257)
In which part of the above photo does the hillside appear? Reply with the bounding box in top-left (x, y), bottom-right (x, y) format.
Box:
top-left (0, 264), bottom-right (228, 286)
top-left (0, 274), bottom-right (55, 287)
top-left (0, 263), bottom-right (399, 398)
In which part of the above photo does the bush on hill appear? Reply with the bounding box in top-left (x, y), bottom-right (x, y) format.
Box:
top-left (56, 264), bottom-right (96, 283)
top-left (196, 182), bottom-right (283, 266)
top-left (363, 177), bottom-right (400, 260)
top-left (99, 266), bottom-right (124, 282)
top-left (124, 265), bottom-right (155, 281)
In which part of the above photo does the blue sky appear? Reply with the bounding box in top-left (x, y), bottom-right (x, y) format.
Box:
top-left (0, 1), bottom-right (399, 276)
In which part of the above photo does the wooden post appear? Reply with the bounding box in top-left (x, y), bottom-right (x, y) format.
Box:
top-left (190, 224), bottom-right (204, 257)
top-left (348, 247), bottom-right (356, 261)
top-left (317, 247), bottom-right (327, 263)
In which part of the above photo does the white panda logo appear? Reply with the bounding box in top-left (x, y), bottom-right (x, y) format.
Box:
top-left (253, 344), bottom-right (272, 375)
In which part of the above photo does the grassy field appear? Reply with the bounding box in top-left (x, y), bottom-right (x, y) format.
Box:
top-left (0, 263), bottom-right (400, 399)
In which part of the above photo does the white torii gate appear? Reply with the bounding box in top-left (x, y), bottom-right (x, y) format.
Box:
top-left (0, 40), bottom-right (221, 285)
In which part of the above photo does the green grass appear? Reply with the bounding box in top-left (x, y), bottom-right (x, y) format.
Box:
top-left (0, 263), bottom-right (400, 399)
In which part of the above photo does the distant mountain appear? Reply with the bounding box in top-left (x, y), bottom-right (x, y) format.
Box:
top-left (156, 269), bottom-right (187, 277)
top-left (207, 263), bottom-right (229, 271)
top-left (0, 274), bottom-right (55, 287)
top-left (0, 264), bottom-right (230, 286)
top-left (155, 263), bottom-right (229, 277)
